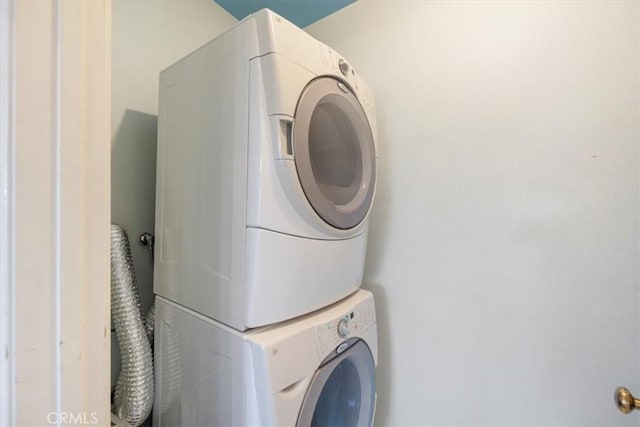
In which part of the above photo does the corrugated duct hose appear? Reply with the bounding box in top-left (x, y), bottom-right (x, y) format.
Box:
top-left (111, 224), bottom-right (154, 426)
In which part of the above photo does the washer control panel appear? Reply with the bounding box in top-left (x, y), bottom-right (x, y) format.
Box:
top-left (314, 301), bottom-right (376, 357)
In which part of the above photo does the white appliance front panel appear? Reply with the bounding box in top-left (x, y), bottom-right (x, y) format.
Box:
top-left (244, 227), bottom-right (368, 328)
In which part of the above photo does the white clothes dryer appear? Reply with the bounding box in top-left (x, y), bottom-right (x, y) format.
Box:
top-left (154, 9), bottom-right (378, 330)
top-left (153, 289), bottom-right (378, 426)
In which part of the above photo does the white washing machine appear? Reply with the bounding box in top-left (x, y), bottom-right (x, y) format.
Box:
top-left (154, 9), bottom-right (378, 330)
top-left (153, 289), bottom-right (378, 426)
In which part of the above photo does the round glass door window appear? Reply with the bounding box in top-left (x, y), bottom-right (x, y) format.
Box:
top-left (296, 340), bottom-right (376, 427)
top-left (311, 358), bottom-right (362, 426)
top-left (293, 78), bottom-right (376, 230)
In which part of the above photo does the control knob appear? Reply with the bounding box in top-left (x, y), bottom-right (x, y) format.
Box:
top-left (338, 59), bottom-right (350, 76)
top-left (337, 317), bottom-right (350, 338)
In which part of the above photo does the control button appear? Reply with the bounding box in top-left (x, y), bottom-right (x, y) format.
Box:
top-left (337, 81), bottom-right (349, 94)
top-left (336, 342), bottom-right (349, 354)
top-left (337, 318), bottom-right (349, 338)
top-left (338, 59), bottom-right (350, 75)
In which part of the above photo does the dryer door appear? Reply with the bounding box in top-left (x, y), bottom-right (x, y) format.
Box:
top-left (293, 77), bottom-right (376, 230)
top-left (296, 339), bottom-right (376, 427)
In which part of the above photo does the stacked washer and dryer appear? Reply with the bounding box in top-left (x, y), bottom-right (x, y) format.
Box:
top-left (153, 9), bottom-right (379, 426)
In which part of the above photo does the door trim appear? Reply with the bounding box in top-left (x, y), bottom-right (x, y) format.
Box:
top-left (2, 2), bottom-right (111, 424)
top-left (0, 1), bottom-right (14, 425)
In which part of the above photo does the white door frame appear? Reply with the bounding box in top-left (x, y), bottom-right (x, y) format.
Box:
top-left (0, 1), bottom-right (111, 425)
top-left (0, 1), bottom-right (14, 425)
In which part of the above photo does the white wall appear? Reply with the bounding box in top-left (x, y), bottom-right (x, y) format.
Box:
top-left (111, 0), bottom-right (236, 386)
top-left (307, 2), bottom-right (640, 425)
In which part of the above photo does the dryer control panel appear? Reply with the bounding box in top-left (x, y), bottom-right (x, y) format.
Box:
top-left (317, 42), bottom-right (376, 117)
top-left (314, 299), bottom-right (376, 357)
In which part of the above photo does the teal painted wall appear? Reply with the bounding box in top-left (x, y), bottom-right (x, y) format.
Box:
top-left (214, 0), bottom-right (356, 27)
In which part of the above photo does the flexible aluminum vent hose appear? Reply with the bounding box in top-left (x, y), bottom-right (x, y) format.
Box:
top-left (144, 303), bottom-right (155, 346)
top-left (156, 307), bottom-right (182, 417)
top-left (111, 225), bottom-right (154, 426)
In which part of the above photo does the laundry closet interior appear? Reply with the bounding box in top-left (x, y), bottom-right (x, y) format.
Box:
top-left (110, 1), bottom-right (640, 426)
top-left (112, 2), bottom-right (379, 426)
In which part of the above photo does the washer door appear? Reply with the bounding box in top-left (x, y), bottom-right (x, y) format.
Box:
top-left (296, 340), bottom-right (376, 427)
top-left (293, 77), bottom-right (376, 230)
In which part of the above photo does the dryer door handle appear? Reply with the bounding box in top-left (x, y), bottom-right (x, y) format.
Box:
top-left (272, 115), bottom-right (294, 160)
